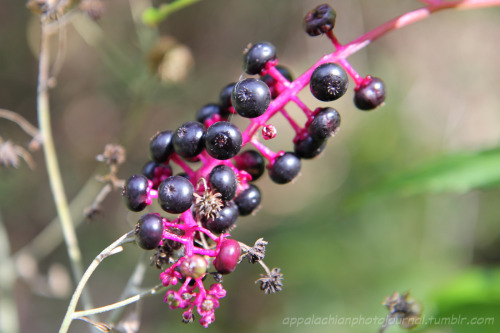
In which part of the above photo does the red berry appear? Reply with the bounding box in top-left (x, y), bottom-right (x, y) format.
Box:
top-left (214, 239), bottom-right (241, 274)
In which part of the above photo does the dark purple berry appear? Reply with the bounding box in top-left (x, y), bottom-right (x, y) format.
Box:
top-left (308, 107), bottom-right (341, 140)
top-left (209, 165), bottom-right (237, 201)
top-left (233, 150), bottom-right (265, 181)
top-left (158, 176), bottom-right (194, 214)
top-left (231, 78), bottom-right (271, 118)
top-left (135, 213), bottom-right (163, 250)
top-left (260, 65), bottom-right (293, 98)
top-left (176, 172), bottom-right (190, 180)
top-left (354, 76), bottom-right (386, 110)
top-left (234, 184), bottom-right (261, 216)
top-left (303, 4), bottom-right (336, 37)
top-left (149, 130), bottom-right (174, 163)
top-left (294, 135), bottom-right (326, 159)
top-left (310, 63), bottom-right (348, 101)
top-left (219, 82), bottom-right (236, 116)
top-left (196, 103), bottom-right (224, 123)
top-left (213, 239), bottom-right (241, 274)
top-left (123, 174), bottom-right (150, 212)
top-left (142, 161), bottom-right (172, 189)
top-left (142, 161), bottom-right (158, 180)
top-left (204, 121), bottom-right (243, 160)
top-left (172, 121), bottom-right (205, 158)
top-left (243, 41), bottom-right (277, 75)
top-left (269, 152), bottom-right (301, 184)
top-left (204, 201), bottom-right (239, 234)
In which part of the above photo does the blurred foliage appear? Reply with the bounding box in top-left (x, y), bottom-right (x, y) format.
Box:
top-left (142, 0), bottom-right (202, 26)
top-left (0, 0), bottom-right (499, 332)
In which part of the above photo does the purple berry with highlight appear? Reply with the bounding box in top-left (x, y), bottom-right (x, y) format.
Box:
top-left (158, 176), bottom-right (194, 214)
top-left (354, 76), bottom-right (386, 110)
top-left (310, 63), bottom-right (348, 101)
top-left (123, 174), bottom-right (150, 212)
top-left (231, 78), bottom-right (271, 118)
top-left (135, 213), bottom-right (164, 250)
top-left (243, 41), bottom-right (276, 75)
top-left (205, 121), bottom-right (243, 160)
top-left (269, 152), bottom-right (301, 184)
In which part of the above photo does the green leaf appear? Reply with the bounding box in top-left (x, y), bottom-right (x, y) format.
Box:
top-left (427, 268), bottom-right (500, 333)
top-left (371, 147), bottom-right (500, 195)
top-left (142, 0), bottom-right (202, 26)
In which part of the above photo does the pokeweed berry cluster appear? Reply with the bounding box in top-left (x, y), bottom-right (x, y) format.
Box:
top-left (122, 3), bottom-right (386, 327)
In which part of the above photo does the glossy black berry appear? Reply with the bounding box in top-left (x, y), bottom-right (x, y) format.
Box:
top-left (233, 150), bottom-right (265, 181)
top-left (310, 63), bottom-right (348, 101)
top-left (204, 121), bottom-right (243, 160)
top-left (123, 174), bottom-right (150, 212)
top-left (135, 213), bottom-right (163, 250)
top-left (196, 103), bottom-right (224, 123)
top-left (234, 184), bottom-right (261, 216)
top-left (142, 161), bottom-right (158, 180)
top-left (209, 165), bottom-right (238, 201)
top-left (243, 41), bottom-right (277, 75)
top-left (354, 77), bottom-right (386, 110)
top-left (158, 176), bottom-right (194, 214)
top-left (149, 130), bottom-right (174, 163)
top-left (260, 65), bottom-right (293, 99)
top-left (219, 82), bottom-right (236, 116)
top-left (308, 107), bottom-right (341, 141)
top-left (294, 135), bottom-right (326, 159)
top-left (269, 152), bottom-right (301, 184)
top-left (303, 4), bottom-right (336, 37)
top-left (172, 121), bottom-right (205, 158)
top-left (204, 201), bottom-right (239, 234)
top-left (231, 78), bottom-right (271, 118)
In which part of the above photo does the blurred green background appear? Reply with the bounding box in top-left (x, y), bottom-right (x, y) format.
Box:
top-left (1, 0), bottom-right (499, 332)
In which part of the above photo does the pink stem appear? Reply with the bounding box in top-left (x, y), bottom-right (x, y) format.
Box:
top-left (279, 109), bottom-right (302, 135)
top-left (291, 96), bottom-right (313, 118)
top-left (267, 65), bottom-right (292, 86)
top-left (326, 30), bottom-right (342, 49)
top-left (170, 154), bottom-right (196, 180)
top-left (338, 58), bottom-right (363, 86)
top-left (250, 138), bottom-right (279, 162)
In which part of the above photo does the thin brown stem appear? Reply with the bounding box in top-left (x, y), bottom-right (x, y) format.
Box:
top-left (0, 109), bottom-right (42, 148)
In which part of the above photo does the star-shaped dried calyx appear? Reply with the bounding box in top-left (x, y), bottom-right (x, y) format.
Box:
top-left (381, 292), bottom-right (422, 330)
top-left (193, 178), bottom-right (224, 220)
top-left (96, 144), bottom-right (126, 166)
top-left (242, 238), bottom-right (268, 264)
top-left (256, 267), bottom-right (283, 294)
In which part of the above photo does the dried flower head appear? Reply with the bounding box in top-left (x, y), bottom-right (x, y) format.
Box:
top-left (244, 238), bottom-right (268, 264)
top-left (256, 267), bottom-right (283, 294)
top-left (380, 291), bottom-right (422, 332)
top-left (193, 178), bottom-right (224, 221)
top-left (96, 144), bottom-right (126, 166)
